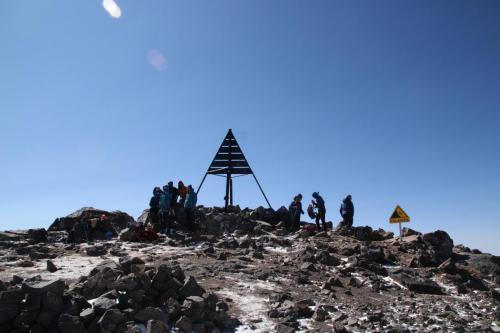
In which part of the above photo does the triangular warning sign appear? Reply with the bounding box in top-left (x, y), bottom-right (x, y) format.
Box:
top-left (389, 205), bottom-right (410, 223)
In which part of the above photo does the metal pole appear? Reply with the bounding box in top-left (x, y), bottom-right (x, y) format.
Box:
top-left (229, 177), bottom-right (233, 206)
top-left (399, 222), bottom-right (402, 240)
top-left (196, 173), bottom-right (208, 195)
top-left (252, 174), bottom-right (272, 209)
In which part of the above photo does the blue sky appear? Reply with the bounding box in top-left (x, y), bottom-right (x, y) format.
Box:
top-left (1, 1), bottom-right (499, 254)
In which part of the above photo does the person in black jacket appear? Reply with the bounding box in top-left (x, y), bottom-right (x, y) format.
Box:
top-left (288, 194), bottom-right (304, 232)
top-left (149, 187), bottom-right (162, 230)
top-left (312, 192), bottom-right (327, 231)
top-left (340, 195), bottom-right (354, 228)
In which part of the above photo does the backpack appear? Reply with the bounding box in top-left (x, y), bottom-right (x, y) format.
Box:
top-left (307, 204), bottom-right (317, 219)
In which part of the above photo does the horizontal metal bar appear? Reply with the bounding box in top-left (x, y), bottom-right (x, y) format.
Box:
top-left (208, 167), bottom-right (253, 175)
top-left (210, 160), bottom-right (250, 168)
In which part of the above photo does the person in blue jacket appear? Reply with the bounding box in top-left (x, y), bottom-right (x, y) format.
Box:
top-left (184, 185), bottom-right (198, 231)
top-left (340, 195), bottom-right (354, 228)
top-left (149, 187), bottom-right (162, 231)
top-left (160, 185), bottom-right (173, 235)
top-left (312, 192), bottom-right (327, 232)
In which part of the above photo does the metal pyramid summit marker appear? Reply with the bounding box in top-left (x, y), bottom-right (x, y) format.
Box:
top-left (207, 129), bottom-right (252, 175)
top-left (197, 129), bottom-right (272, 209)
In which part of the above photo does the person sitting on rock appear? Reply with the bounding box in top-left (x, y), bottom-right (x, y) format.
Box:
top-left (148, 187), bottom-right (162, 231)
top-left (184, 185), bottom-right (198, 231)
top-left (159, 184), bottom-right (173, 235)
top-left (178, 181), bottom-right (188, 206)
top-left (340, 195), bottom-right (354, 228)
top-left (288, 194), bottom-right (304, 232)
top-left (312, 192), bottom-right (327, 232)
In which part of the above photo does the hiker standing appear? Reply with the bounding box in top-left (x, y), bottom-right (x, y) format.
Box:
top-left (178, 181), bottom-right (188, 206)
top-left (288, 194), bottom-right (304, 232)
top-left (312, 192), bottom-right (327, 232)
top-left (184, 185), bottom-right (198, 231)
top-left (340, 195), bottom-right (354, 228)
top-left (149, 187), bottom-right (162, 232)
top-left (159, 185), bottom-right (173, 235)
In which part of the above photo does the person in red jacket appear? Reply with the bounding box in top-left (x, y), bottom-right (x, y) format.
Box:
top-left (178, 181), bottom-right (188, 206)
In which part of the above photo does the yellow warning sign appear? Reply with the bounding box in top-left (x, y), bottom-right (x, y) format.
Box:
top-left (389, 205), bottom-right (410, 224)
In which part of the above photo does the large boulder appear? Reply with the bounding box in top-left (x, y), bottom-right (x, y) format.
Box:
top-left (27, 228), bottom-right (48, 243)
top-left (49, 207), bottom-right (134, 241)
top-left (422, 230), bottom-right (454, 264)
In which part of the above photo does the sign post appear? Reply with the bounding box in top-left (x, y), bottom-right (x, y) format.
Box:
top-left (389, 205), bottom-right (411, 240)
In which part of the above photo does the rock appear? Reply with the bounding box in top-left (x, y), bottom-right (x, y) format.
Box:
top-left (178, 276), bottom-right (205, 298)
top-left (402, 227), bottom-right (421, 237)
top-left (134, 307), bottom-right (169, 324)
top-left (422, 230), bottom-right (454, 264)
top-left (438, 258), bottom-right (457, 274)
top-left (49, 207), bottom-right (134, 237)
top-left (27, 228), bottom-right (48, 243)
top-left (332, 312), bottom-right (347, 323)
top-left (147, 319), bottom-right (169, 333)
top-left (400, 275), bottom-right (443, 294)
top-left (93, 293), bottom-right (118, 315)
top-left (18, 260), bottom-right (35, 267)
top-left (315, 250), bottom-right (341, 266)
top-left (0, 296), bottom-right (20, 324)
top-left (46, 260), bottom-right (58, 273)
top-left (42, 291), bottom-right (64, 313)
top-left (22, 279), bottom-right (65, 296)
top-left (313, 306), bottom-right (328, 321)
top-left (119, 256), bottom-right (145, 274)
top-left (36, 309), bottom-right (57, 328)
top-left (59, 313), bottom-right (87, 333)
top-left (276, 323), bottom-right (296, 333)
top-left (300, 262), bottom-right (317, 272)
top-left (86, 245), bottom-right (107, 256)
top-left (79, 308), bottom-right (95, 326)
top-left (176, 315), bottom-right (192, 332)
top-left (98, 309), bottom-right (126, 332)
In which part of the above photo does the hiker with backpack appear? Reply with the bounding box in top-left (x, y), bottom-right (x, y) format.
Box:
top-left (340, 195), bottom-right (354, 228)
top-left (184, 185), bottom-right (198, 231)
top-left (149, 187), bottom-right (162, 232)
top-left (288, 194), bottom-right (304, 232)
top-left (312, 192), bottom-right (327, 232)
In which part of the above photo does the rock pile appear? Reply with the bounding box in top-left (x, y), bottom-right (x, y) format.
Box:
top-left (48, 207), bottom-right (135, 243)
top-left (0, 206), bottom-right (499, 332)
top-left (0, 257), bottom-right (238, 333)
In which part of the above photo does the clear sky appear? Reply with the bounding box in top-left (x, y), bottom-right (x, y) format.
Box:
top-left (1, 1), bottom-right (499, 254)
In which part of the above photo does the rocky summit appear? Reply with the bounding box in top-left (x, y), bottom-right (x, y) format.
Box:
top-left (0, 206), bottom-right (499, 333)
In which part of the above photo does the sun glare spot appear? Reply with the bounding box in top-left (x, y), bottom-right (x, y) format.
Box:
top-left (102, 0), bottom-right (122, 19)
top-left (147, 50), bottom-right (168, 71)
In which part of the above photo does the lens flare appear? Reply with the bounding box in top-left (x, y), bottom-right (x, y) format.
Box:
top-left (147, 50), bottom-right (168, 71)
top-left (102, 0), bottom-right (122, 19)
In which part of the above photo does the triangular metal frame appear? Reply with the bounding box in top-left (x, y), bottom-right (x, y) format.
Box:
top-left (197, 129), bottom-right (272, 209)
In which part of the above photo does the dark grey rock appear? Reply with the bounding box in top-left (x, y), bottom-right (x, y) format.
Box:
top-left (134, 307), bottom-right (169, 324)
top-left (175, 315), bottom-right (192, 332)
top-left (46, 260), bottom-right (58, 273)
top-left (147, 319), bottom-right (169, 333)
top-left (178, 276), bottom-right (205, 298)
top-left (23, 279), bottom-right (65, 296)
top-left (59, 313), bottom-right (87, 333)
top-left (98, 309), bottom-right (126, 332)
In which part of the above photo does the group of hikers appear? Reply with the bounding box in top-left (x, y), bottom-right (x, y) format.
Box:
top-left (146, 185), bottom-right (353, 236)
top-left (147, 181), bottom-right (198, 236)
top-left (289, 193), bottom-right (354, 232)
